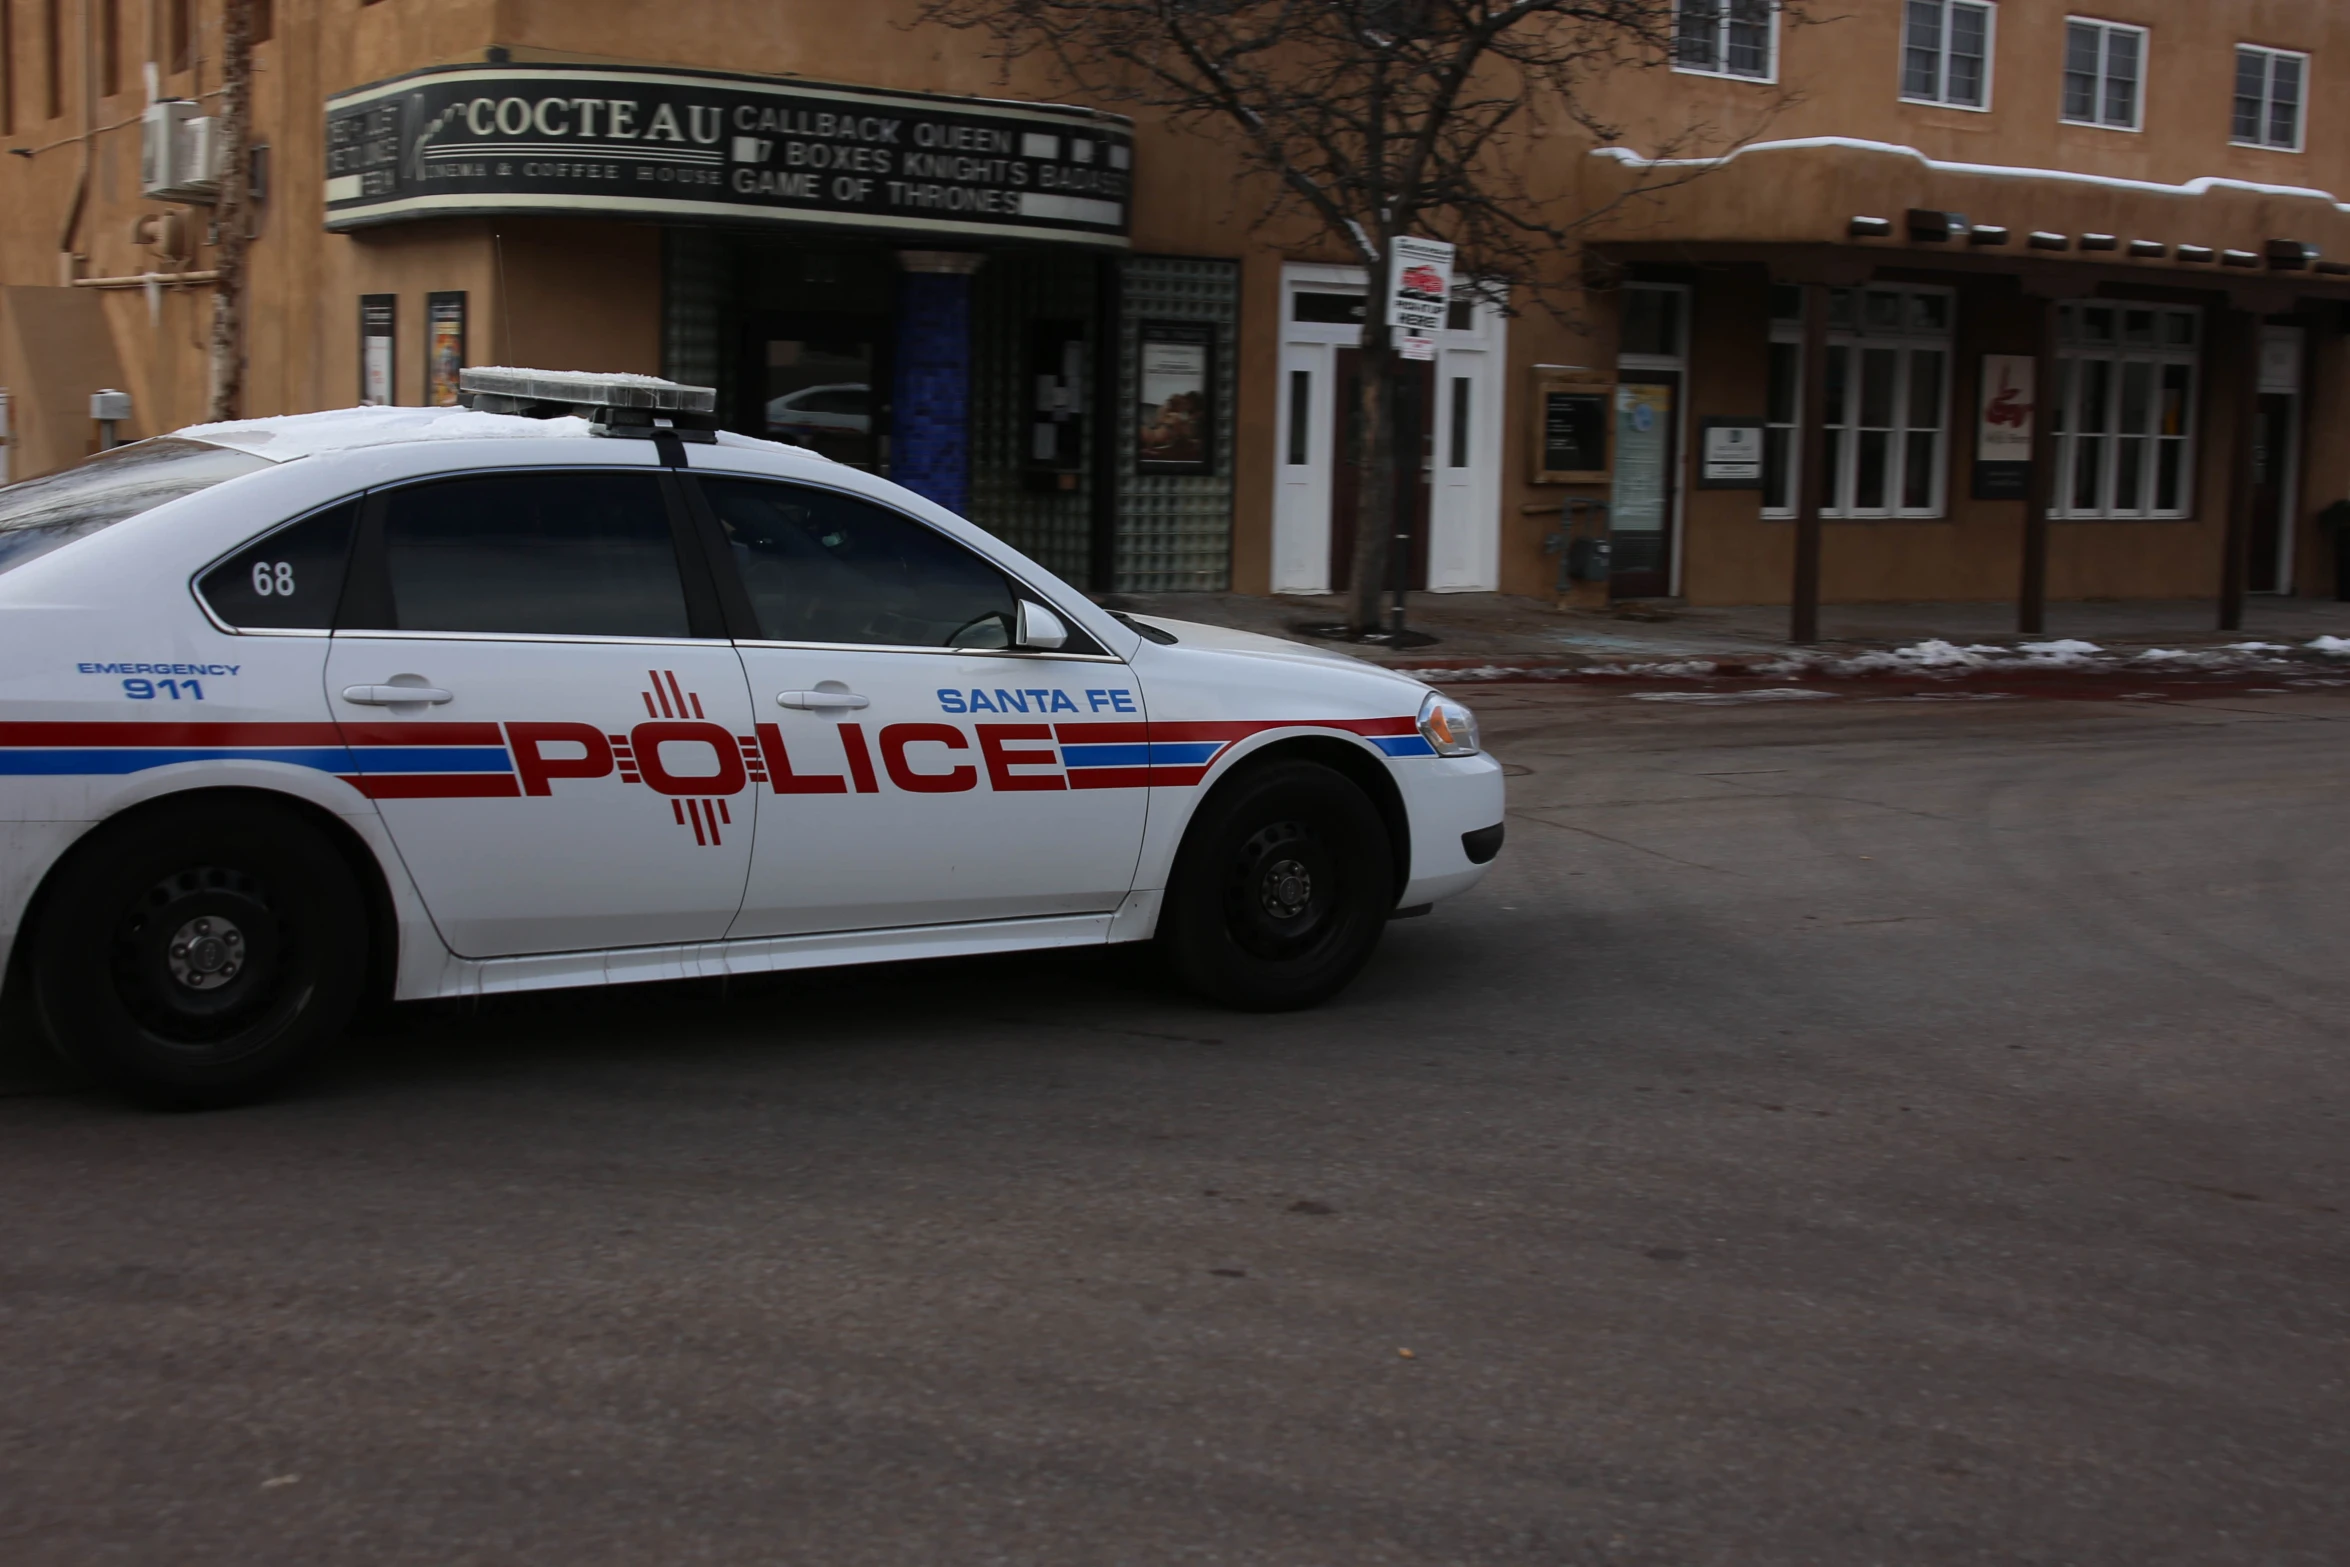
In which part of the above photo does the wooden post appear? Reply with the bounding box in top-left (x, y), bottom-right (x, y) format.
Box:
top-left (206, 0), bottom-right (255, 422)
top-left (2219, 307), bottom-right (2260, 632)
top-left (2019, 297), bottom-right (2059, 636)
top-left (1789, 282), bottom-right (1832, 643)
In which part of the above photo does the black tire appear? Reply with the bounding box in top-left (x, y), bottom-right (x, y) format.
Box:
top-left (29, 798), bottom-right (367, 1108)
top-left (1162, 760), bottom-right (1395, 1010)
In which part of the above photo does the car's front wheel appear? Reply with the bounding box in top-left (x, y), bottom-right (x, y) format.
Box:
top-left (1161, 759), bottom-right (1395, 1010)
top-left (30, 798), bottom-right (367, 1108)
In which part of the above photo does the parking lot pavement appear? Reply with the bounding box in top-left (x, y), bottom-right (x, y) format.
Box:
top-left (2, 683), bottom-right (2346, 1565)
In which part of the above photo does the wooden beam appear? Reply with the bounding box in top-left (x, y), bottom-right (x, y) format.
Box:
top-left (1790, 282), bottom-right (1832, 643)
top-left (2019, 298), bottom-right (2058, 635)
top-left (2219, 307), bottom-right (2261, 632)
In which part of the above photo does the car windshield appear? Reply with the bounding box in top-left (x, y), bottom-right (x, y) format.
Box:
top-left (0, 438), bottom-right (273, 578)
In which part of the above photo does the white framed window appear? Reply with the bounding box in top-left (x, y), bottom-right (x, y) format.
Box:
top-left (1902, 0), bottom-right (1994, 110)
top-left (2232, 45), bottom-right (2306, 151)
top-left (2063, 18), bottom-right (2145, 131)
top-left (1674, 0), bottom-right (1777, 82)
top-left (1765, 285), bottom-right (1954, 520)
top-left (2050, 304), bottom-right (2199, 520)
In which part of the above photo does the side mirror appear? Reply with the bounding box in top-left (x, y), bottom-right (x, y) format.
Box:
top-left (1014, 600), bottom-right (1069, 651)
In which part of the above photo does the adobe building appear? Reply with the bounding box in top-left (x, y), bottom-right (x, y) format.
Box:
top-left (2, 0), bottom-right (2346, 616)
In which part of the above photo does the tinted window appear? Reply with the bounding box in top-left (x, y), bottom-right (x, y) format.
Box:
top-left (0, 439), bottom-right (272, 577)
top-left (197, 500), bottom-right (359, 630)
top-left (378, 472), bottom-right (691, 638)
top-left (699, 478), bottom-right (1017, 649)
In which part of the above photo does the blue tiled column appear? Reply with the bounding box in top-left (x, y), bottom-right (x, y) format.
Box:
top-left (891, 251), bottom-right (985, 514)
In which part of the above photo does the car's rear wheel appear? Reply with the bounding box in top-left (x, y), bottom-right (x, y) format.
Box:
top-left (1162, 759), bottom-right (1395, 1010)
top-left (30, 799), bottom-right (367, 1108)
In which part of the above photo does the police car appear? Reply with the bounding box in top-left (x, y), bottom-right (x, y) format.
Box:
top-left (0, 369), bottom-right (1502, 1106)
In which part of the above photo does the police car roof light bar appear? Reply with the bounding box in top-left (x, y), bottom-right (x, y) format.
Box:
top-left (455, 367), bottom-right (720, 445)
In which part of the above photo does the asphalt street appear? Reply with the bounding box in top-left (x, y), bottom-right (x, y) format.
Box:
top-left (3, 679), bottom-right (2346, 1565)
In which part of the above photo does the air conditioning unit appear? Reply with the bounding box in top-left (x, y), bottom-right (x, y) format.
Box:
top-left (141, 100), bottom-right (225, 203)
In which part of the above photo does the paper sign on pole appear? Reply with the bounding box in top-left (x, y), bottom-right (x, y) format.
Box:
top-left (1385, 236), bottom-right (1456, 334)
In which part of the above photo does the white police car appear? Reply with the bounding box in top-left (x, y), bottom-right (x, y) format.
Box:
top-left (0, 369), bottom-right (1502, 1105)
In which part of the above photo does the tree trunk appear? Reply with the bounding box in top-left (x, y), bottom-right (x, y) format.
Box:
top-left (207, 0), bottom-right (254, 422)
top-left (1346, 325), bottom-right (1396, 636)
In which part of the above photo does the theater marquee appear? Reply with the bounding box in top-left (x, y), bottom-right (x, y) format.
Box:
top-left (324, 63), bottom-right (1133, 247)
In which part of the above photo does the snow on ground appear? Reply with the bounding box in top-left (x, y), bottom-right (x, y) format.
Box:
top-left (1631, 688), bottom-right (1837, 705)
top-left (1399, 631), bottom-right (2350, 686)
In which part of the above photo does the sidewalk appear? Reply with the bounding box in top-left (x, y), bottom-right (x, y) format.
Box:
top-left (1101, 591), bottom-right (2350, 680)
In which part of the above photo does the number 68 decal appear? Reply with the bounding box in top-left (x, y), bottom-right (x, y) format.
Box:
top-left (251, 561), bottom-right (297, 597)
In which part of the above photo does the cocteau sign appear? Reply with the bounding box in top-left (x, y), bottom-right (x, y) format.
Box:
top-left (325, 64), bottom-right (1133, 247)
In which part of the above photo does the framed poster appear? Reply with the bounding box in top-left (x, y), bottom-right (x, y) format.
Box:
top-left (1697, 416), bottom-right (1766, 489)
top-left (425, 292), bottom-right (468, 407)
top-left (1528, 370), bottom-right (1611, 483)
top-left (1973, 353), bottom-right (2034, 500)
top-left (359, 294), bottom-right (396, 406)
top-left (1136, 320), bottom-right (1214, 475)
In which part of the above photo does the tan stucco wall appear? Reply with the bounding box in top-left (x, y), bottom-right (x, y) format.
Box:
top-left (2, 0), bottom-right (2344, 601)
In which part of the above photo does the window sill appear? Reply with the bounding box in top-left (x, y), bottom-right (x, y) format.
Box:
top-left (1670, 64), bottom-right (1777, 85)
top-left (1899, 95), bottom-right (1993, 114)
top-left (2057, 116), bottom-right (2144, 134)
top-left (2227, 138), bottom-right (2304, 154)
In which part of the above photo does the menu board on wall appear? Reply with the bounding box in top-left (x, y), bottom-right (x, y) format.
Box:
top-left (425, 292), bottom-right (468, 407)
top-left (1529, 370), bottom-right (1611, 483)
top-left (359, 295), bottom-right (396, 406)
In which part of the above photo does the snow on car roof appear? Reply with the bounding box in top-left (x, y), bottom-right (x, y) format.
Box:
top-left (173, 404), bottom-right (598, 462)
top-left (172, 404), bottom-right (813, 463)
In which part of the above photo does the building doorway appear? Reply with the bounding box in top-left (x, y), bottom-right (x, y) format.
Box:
top-left (1611, 283), bottom-right (1688, 600)
top-left (2248, 325), bottom-right (2302, 594)
top-left (736, 313), bottom-right (892, 473)
top-left (1272, 264), bottom-right (1505, 594)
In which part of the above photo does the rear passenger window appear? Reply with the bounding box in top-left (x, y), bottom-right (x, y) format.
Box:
top-left (698, 477), bottom-right (1017, 649)
top-left (197, 500), bottom-right (359, 630)
top-left (376, 472), bottom-right (691, 639)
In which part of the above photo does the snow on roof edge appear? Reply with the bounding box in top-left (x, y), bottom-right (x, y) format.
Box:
top-left (1591, 137), bottom-right (2350, 214)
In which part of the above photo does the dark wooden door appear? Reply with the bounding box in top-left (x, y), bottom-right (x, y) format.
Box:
top-left (1607, 373), bottom-right (1680, 600)
top-left (2247, 392), bottom-right (2294, 594)
top-left (1329, 348), bottom-right (1434, 593)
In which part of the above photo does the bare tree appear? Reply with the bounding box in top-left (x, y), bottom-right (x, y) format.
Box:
top-left (918, 0), bottom-right (1788, 634)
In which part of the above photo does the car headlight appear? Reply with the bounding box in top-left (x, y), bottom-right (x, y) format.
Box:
top-left (1416, 691), bottom-right (1480, 757)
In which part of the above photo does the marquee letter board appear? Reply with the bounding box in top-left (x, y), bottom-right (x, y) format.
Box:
top-left (1530, 371), bottom-right (1611, 484)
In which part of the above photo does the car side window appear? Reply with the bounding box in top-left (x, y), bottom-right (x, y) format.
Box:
top-left (698, 477), bottom-right (1018, 650)
top-left (375, 472), bottom-right (692, 639)
top-left (196, 499), bottom-right (360, 630)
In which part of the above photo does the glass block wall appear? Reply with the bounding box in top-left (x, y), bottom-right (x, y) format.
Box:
top-left (661, 228), bottom-right (727, 403)
top-left (967, 252), bottom-right (1098, 583)
top-left (1115, 255), bottom-right (1237, 592)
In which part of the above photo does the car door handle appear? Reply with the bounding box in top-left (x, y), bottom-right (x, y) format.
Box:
top-left (776, 690), bottom-right (870, 711)
top-left (341, 684), bottom-right (455, 706)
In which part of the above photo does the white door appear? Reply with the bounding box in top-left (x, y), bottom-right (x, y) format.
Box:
top-left (693, 474), bottom-right (1148, 937)
top-left (1271, 264), bottom-right (1506, 594)
top-left (327, 468), bottom-right (757, 958)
